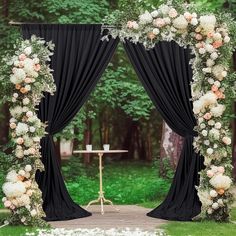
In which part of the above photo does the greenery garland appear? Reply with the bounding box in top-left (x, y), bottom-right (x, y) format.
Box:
top-left (103, 0), bottom-right (236, 221)
top-left (0, 35), bottom-right (55, 226)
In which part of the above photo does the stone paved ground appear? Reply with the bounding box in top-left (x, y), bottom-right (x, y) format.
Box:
top-left (49, 205), bottom-right (167, 231)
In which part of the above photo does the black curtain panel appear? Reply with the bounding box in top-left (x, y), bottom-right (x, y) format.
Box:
top-left (21, 24), bottom-right (119, 221)
top-left (124, 41), bottom-right (204, 221)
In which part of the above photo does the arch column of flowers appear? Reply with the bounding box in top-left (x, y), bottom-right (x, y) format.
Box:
top-left (103, 0), bottom-right (236, 221)
top-left (1, 36), bottom-right (55, 226)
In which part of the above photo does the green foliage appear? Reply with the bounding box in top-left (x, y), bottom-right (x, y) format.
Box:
top-left (62, 158), bottom-right (172, 205)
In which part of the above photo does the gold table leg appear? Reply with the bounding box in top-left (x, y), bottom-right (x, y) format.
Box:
top-left (86, 152), bottom-right (119, 214)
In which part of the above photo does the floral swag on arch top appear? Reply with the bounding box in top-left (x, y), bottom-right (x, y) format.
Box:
top-left (103, 1), bottom-right (236, 221)
top-left (1, 36), bottom-right (55, 226)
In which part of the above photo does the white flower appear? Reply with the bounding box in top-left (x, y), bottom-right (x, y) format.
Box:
top-left (200, 123), bottom-right (206, 129)
top-left (153, 28), bottom-right (160, 35)
top-left (30, 209), bottom-right (37, 217)
top-left (211, 104), bottom-right (225, 117)
top-left (204, 140), bottom-right (210, 145)
top-left (207, 208), bottom-right (213, 214)
top-left (207, 148), bottom-right (214, 155)
top-left (198, 191), bottom-right (213, 206)
top-left (214, 81), bottom-right (221, 87)
top-left (199, 48), bottom-right (206, 54)
top-left (200, 15), bottom-right (216, 33)
top-left (33, 57), bottom-right (39, 64)
top-left (25, 165), bottom-right (32, 172)
top-left (168, 8), bottom-right (178, 18)
top-left (23, 98), bottom-right (30, 105)
top-left (210, 52), bottom-right (218, 60)
top-left (173, 15), bottom-right (188, 29)
top-left (191, 18), bottom-right (198, 26)
top-left (23, 58), bottom-right (35, 75)
top-left (3, 181), bottom-right (26, 198)
top-left (208, 120), bottom-right (215, 126)
top-left (208, 78), bottom-right (215, 84)
top-left (139, 11), bottom-right (153, 24)
top-left (224, 36), bottom-right (230, 43)
top-left (210, 174), bottom-right (232, 190)
top-left (15, 147), bottom-right (24, 159)
top-left (25, 85), bottom-right (31, 91)
top-left (210, 190), bottom-right (218, 198)
top-left (205, 44), bottom-right (215, 53)
top-left (202, 130), bottom-right (208, 137)
top-left (202, 67), bottom-right (211, 73)
top-left (150, 10), bottom-right (159, 18)
top-left (16, 194), bottom-right (30, 207)
top-left (29, 126), bottom-right (36, 133)
top-left (211, 166), bottom-right (219, 173)
top-left (201, 91), bottom-right (218, 106)
top-left (217, 199), bottom-right (224, 206)
top-left (33, 137), bottom-right (41, 142)
top-left (18, 170), bottom-right (26, 176)
top-left (215, 122), bottom-right (222, 129)
top-left (206, 59), bottom-right (215, 67)
top-left (6, 170), bottom-right (18, 183)
top-left (209, 128), bottom-right (220, 140)
top-left (15, 123), bottom-right (29, 136)
top-left (222, 137), bottom-right (231, 145)
top-left (26, 111), bottom-right (33, 118)
top-left (24, 46), bottom-right (32, 55)
top-left (132, 22), bottom-right (139, 30)
top-left (212, 202), bottom-right (219, 210)
top-left (212, 65), bottom-right (225, 81)
top-left (13, 93), bottom-right (18, 98)
top-left (22, 106), bottom-right (29, 112)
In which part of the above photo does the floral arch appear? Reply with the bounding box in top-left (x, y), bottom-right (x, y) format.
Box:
top-left (102, 1), bottom-right (236, 221)
top-left (1, 0), bottom-right (236, 227)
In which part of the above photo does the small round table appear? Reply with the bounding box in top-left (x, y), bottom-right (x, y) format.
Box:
top-left (73, 150), bottom-right (128, 214)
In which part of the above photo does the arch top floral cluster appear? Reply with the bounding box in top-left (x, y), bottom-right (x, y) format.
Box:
top-left (1, 36), bottom-right (55, 226)
top-left (103, 1), bottom-right (235, 221)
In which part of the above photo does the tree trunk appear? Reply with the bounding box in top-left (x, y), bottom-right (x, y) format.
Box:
top-left (146, 121), bottom-right (152, 161)
top-left (233, 51), bottom-right (236, 180)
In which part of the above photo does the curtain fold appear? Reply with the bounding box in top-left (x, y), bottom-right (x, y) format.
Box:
top-left (22, 24), bottom-right (119, 221)
top-left (124, 41), bottom-right (204, 221)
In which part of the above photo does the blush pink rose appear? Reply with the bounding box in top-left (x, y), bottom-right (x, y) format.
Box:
top-left (153, 18), bottom-right (166, 28)
top-left (10, 122), bottom-right (16, 129)
top-left (24, 77), bottom-right (32, 83)
top-left (203, 112), bottom-right (212, 120)
top-left (211, 85), bottom-right (218, 92)
top-left (19, 54), bottom-right (26, 61)
top-left (34, 64), bottom-right (41, 71)
top-left (127, 21), bottom-right (134, 28)
top-left (17, 137), bottom-right (24, 144)
top-left (195, 34), bottom-right (203, 40)
top-left (4, 200), bottom-right (12, 208)
top-left (207, 170), bottom-right (214, 178)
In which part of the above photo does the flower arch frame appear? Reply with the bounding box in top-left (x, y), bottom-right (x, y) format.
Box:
top-left (103, 0), bottom-right (236, 221)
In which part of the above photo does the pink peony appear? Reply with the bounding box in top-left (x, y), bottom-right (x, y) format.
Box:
top-left (153, 18), bottom-right (166, 28)
top-left (19, 54), bottom-right (26, 61)
top-left (203, 112), bottom-right (212, 120)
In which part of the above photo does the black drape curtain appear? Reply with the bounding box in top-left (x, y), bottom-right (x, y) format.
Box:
top-left (124, 41), bottom-right (204, 221)
top-left (22, 24), bottom-right (118, 221)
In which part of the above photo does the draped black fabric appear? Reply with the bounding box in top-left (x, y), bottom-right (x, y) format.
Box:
top-left (124, 41), bottom-right (204, 221)
top-left (22, 24), bottom-right (118, 221)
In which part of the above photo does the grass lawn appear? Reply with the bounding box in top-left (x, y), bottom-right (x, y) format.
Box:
top-left (141, 201), bottom-right (236, 236)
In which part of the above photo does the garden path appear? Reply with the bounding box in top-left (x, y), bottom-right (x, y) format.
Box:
top-left (49, 205), bottom-right (167, 231)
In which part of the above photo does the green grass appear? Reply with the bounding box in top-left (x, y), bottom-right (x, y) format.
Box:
top-left (62, 158), bottom-right (172, 205)
top-left (161, 208), bottom-right (236, 236)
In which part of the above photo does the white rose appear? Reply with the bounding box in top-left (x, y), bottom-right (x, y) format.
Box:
top-left (209, 190), bottom-right (218, 198)
top-left (173, 15), bottom-right (188, 29)
top-left (207, 208), bottom-right (213, 214)
top-left (214, 81), bottom-right (221, 87)
top-left (153, 28), bottom-right (160, 35)
top-left (18, 170), bottom-right (26, 176)
top-left (202, 67), bottom-right (211, 73)
top-left (217, 199), bottom-right (224, 206)
top-left (151, 10), bottom-right (159, 18)
top-left (25, 165), bottom-right (32, 172)
top-left (23, 98), bottom-right (30, 105)
top-left (213, 32), bottom-right (222, 41)
top-left (30, 209), bottom-right (37, 216)
top-left (210, 52), bottom-right (218, 60)
top-left (24, 46), bottom-right (32, 55)
top-left (13, 93), bottom-right (18, 98)
top-left (202, 130), bottom-right (208, 136)
top-left (222, 137), bottom-right (231, 145)
top-left (205, 44), bottom-right (215, 53)
top-left (29, 126), bottom-right (36, 133)
top-left (139, 11), bottom-right (153, 24)
top-left (208, 78), bottom-right (214, 84)
top-left (214, 122), bottom-right (222, 129)
top-left (199, 48), bottom-right (206, 54)
top-left (212, 202), bottom-right (219, 210)
top-left (200, 15), bottom-right (216, 33)
top-left (33, 58), bottom-right (40, 64)
top-left (206, 59), bottom-right (215, 67)
top-left (26, 111), bottom-right (33, 118)
top-left (204, 140), bottom-right (210, 146)
top-left (224, 36), bottom-right (230, 43)
top-left (191, 18), bottom-right (198, 26)
top-left (207, 148), bottom-right (214, 155)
